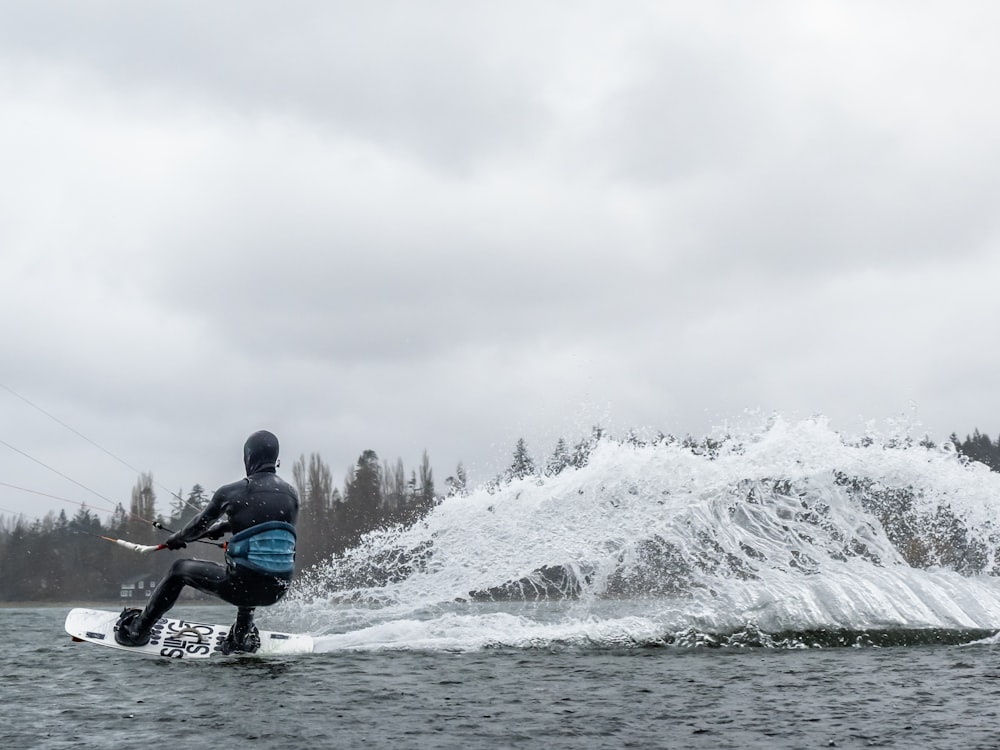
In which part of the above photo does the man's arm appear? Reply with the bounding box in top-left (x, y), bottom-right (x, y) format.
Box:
top-left (202, 519), bottom-right (231, 540)
top-left (163, 487), bottom-right (230, 549)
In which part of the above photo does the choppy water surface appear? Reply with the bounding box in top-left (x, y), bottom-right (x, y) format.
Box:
top-left (8, 606), bottom-right (1000, 749)
top-left (13, 417), bottom-right (1000, 748)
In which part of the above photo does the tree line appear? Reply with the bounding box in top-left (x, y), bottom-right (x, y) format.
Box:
top-left (950, 429), bottom-right (1000, 473)
top-left (1, 428), bottom-right (999, 602)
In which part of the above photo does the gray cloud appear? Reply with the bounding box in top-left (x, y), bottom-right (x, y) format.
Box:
top-left (0, 1), bottom-right (553, 171)
top-left (3, 2), bottom-right (1000, 520)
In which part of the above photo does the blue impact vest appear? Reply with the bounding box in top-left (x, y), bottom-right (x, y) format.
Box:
top-left (226, 521), bottom-right (296, 577)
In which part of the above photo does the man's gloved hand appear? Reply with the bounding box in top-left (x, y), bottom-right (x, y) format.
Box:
top-left (164, 533), bottom-right (187, 550)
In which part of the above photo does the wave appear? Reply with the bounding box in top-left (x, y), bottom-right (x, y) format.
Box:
top-left (277, 416), bottom-right (1000, 649)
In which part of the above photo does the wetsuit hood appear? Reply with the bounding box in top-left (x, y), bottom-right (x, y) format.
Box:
top-left (244, 430), bottom-right (279, 475)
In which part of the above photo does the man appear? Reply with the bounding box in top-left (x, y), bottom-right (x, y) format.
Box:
top-left (115, 429), bottom-right (299, 654)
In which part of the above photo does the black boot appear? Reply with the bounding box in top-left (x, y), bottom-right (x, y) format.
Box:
top-left (114, 608), bottom-right (152, 647)
top-left (221, 608), bottom-right (260, 654)
top-left (221, 621), bottom-right (260, 655)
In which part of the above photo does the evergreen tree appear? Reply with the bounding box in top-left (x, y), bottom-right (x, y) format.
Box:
top-left (68, 506), bottom-right (120, 597)
top-left (445, 462), bottom-right (468, 497)
top-left (35, 512), bottom-right (63, 599)
top-left (0, 518), bottom-right (36, 600)
top-left (570, 426), bottom-right (605, 469)
top-left (506, 438), bottom-right (536, 481)
top-left (546, 438), bottom-right (571, 476)
top-left (169, 484), bottom-right (209, 528)
top-left (169, 488), bottom-right (186, 523)
top-left (954, 430), bottom-right (1000, 472)
top-left (343, 450), bottom-right (383, 545)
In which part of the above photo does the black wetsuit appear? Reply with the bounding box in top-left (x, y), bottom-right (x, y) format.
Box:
top-left (128, 430), bottom-right (299, 640)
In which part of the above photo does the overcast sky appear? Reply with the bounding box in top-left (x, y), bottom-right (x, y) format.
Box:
top-left (2, 1), bottom-right (999, 523)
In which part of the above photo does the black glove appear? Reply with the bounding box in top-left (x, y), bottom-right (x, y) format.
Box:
top-left (164, 533), bottom-right (187, 550)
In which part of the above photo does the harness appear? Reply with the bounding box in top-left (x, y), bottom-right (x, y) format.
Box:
top-left (225, 521), bottom-right (296, 578)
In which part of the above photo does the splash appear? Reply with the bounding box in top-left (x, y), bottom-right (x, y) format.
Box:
top-left (277, 416), bottom-right (1000, 650)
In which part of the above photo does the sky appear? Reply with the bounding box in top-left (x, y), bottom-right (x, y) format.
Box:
top-left (2, 1), bottom-right (999, 523)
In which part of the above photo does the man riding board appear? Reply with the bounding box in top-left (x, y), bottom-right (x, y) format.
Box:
top-left (115, 430), bottom-right (299, 654)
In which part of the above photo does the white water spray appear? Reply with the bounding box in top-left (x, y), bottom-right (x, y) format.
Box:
top-left (277, 417), bottom-right (1000, 650)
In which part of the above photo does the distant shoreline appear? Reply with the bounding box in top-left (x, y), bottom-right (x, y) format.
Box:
top-left (0, 600), bottom-right (217, 609)
top-left (0, 601), bottom-right (115, 609)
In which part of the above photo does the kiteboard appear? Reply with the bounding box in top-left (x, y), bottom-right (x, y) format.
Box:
top-left (65, 607), bottom-right (313, 659)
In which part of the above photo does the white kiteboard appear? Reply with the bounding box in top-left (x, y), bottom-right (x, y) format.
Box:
top-left (65, 607), bottom-right (313, 659)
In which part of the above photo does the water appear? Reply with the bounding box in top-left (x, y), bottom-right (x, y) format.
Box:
top-left (10, 416), bottom-right (1000, 748)
top-left (7, 606), bottom-right (1000, 749)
